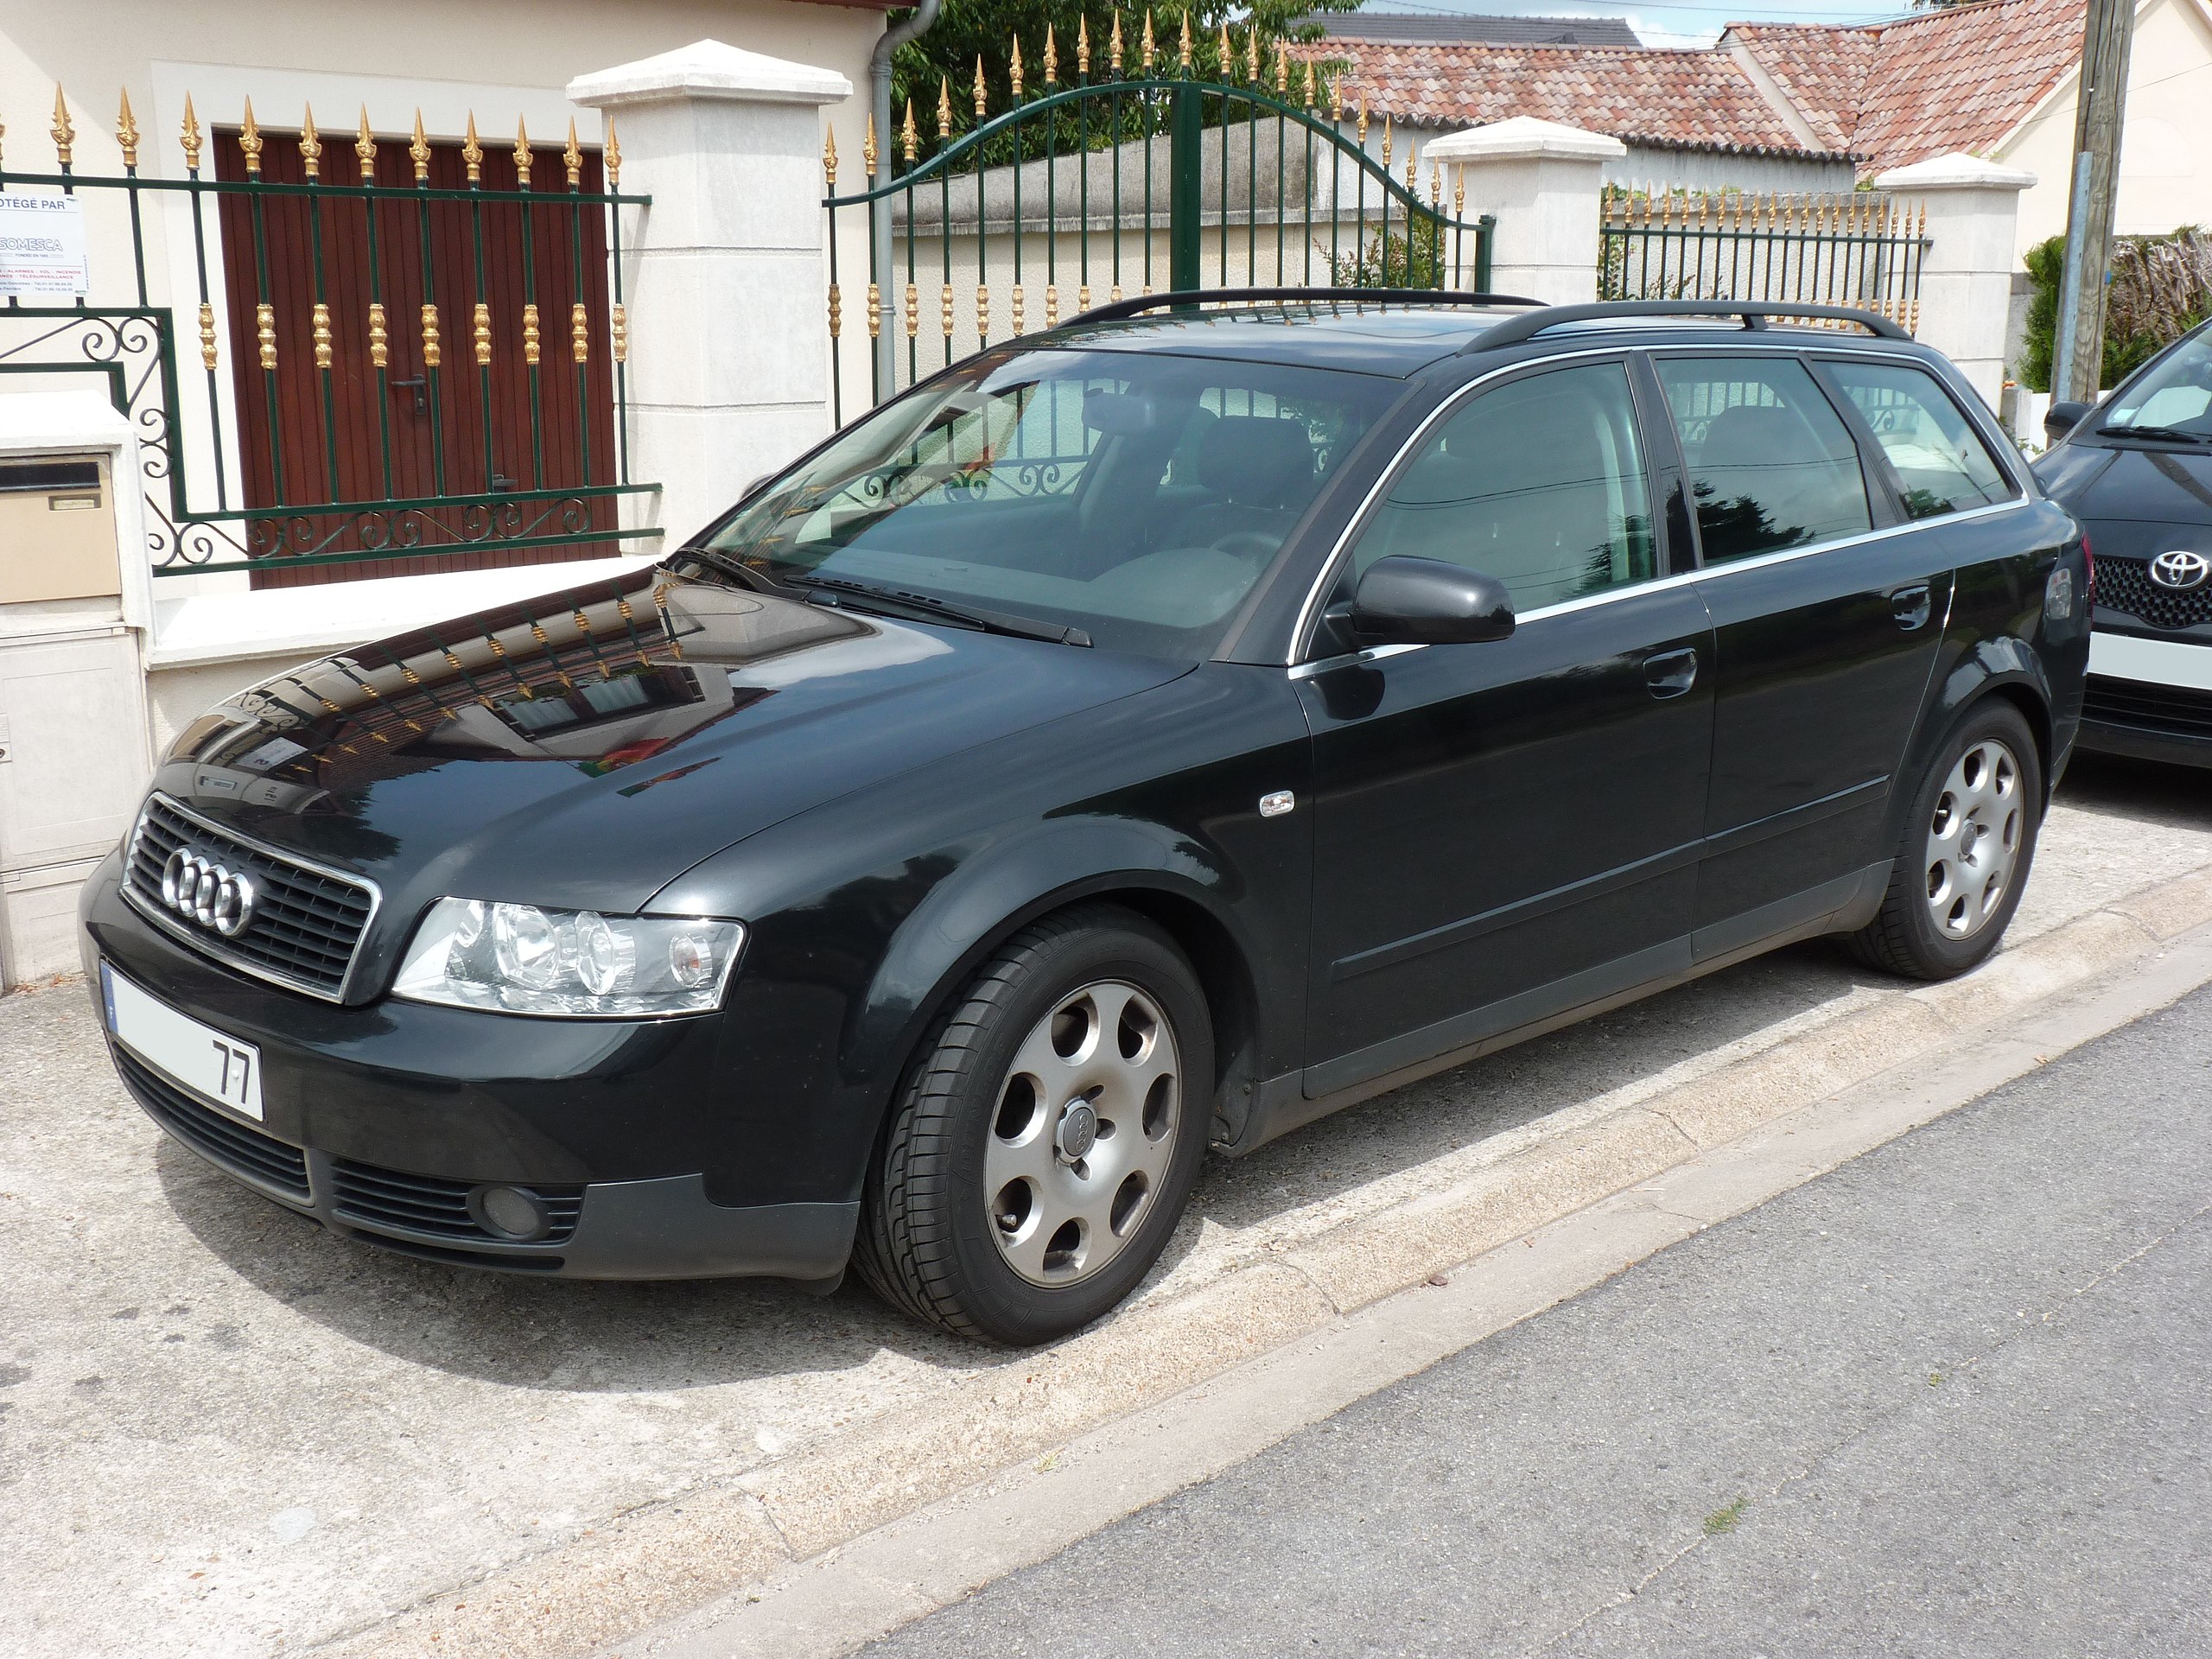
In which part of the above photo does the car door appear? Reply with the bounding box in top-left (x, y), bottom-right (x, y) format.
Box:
top-left (1296, 356), bottom-right (1715, 1097)
top-left (1649, 350), bottom-right (1951, 955)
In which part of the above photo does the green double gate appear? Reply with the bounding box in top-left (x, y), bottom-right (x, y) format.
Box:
top-left (822, 38), bottom-right (1496, 418)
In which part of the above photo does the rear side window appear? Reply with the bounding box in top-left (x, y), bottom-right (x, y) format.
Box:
top-left (1655, 357), bottom-right (1873, 563)
top-left (1351, 360), bottom-right (1656, 611)
top-left (1824, 359), bottom-right (2017, 518)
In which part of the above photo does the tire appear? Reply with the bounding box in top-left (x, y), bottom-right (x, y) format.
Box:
top-left (854, 905), bottom-right (1215, 1345)
top-left (1846, 700), bottom-right (2043, 980)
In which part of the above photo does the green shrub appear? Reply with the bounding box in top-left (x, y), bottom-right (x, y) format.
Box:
top-left (2018, 228), bottom-right (2211, 392)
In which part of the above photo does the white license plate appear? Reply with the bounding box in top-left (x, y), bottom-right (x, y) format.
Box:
top-left (101, 963), bottom-right (264, 1122)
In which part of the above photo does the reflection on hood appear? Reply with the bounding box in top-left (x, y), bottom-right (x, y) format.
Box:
top-left (168, 569), bottom-right (872, 812)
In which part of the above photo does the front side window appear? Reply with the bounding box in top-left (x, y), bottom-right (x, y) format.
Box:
top-left (1826, 359), bottom-right (2015, 518)
top-left (701, 348), bottom-right (1394, 658)
top-left (1349, 361), bottom-right (1657, 611)
top-left (1656, 356), bottom-right (1873, 563)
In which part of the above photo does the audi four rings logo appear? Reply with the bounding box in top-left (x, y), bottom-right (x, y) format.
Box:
top-left (2149, 550), bottom-right (2212, 591)
top-left (160, 848), bottom-right (258, 938)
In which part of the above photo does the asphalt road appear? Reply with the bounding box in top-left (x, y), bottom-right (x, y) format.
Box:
top-left (861, 976), bottom-right (2212, 1659)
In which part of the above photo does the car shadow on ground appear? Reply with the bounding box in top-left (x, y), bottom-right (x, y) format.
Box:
top-left (2058, 751), bottom-right (2212, 830)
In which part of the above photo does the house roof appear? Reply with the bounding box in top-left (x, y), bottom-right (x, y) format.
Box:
top-left (1306, 40), bottom-right (1834, 158)
top-left (1306, 11), bottom-right (1644, 48)
top-left (1305, 0), bottom-right (2099, 176)
top-left (1729, 0), bottom-right (2087, 174)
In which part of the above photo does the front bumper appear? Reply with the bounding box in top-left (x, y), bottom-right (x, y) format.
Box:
top-left (82, 856), bottom-right (856, 1281)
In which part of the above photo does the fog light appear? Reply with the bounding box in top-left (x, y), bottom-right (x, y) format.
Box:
top-left (472, 1183), bottom-right (550, 1241)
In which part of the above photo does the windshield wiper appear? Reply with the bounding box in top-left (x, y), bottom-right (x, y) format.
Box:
top-left (2098, 423), bottom-right (2212, 445)
top-left (791, 574), bottom-right (1092, 647)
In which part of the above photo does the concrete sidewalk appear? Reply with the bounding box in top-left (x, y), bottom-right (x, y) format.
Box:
top-left (3, 754), bottom-right (2209, 1659)
top-left (855, 983), bottom-right (2212, 1659)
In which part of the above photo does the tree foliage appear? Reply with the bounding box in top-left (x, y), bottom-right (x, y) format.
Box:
top-left (2018, 230), bottom-right (2212, 393)
top-left (889, 0), bottom-right (1360, 144)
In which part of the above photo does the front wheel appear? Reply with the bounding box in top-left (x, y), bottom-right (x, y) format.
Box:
top-left (1847, 700), bottom-right (2043, 980)
top-left (855, 906), bottom-right (1214, 1345)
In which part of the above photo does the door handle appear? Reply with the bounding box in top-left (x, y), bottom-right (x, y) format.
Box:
top-left (1644, 646), bottom-right (1699, 699)
top-left (1890, 583), bottom-right (1933, 632)
top-left (388, 375), bottom-right (428, 416)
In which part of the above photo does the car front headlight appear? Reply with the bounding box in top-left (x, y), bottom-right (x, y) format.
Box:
top-left (393, 898), bottom-right (745, 1018)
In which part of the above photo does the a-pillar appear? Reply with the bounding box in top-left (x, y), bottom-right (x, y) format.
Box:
top-left (569, 41), bottom-right (851, 548)
top-left (1423, 118), bottom-right (1625, 306)
top-left (1873, 153), bottom-right (2037, 411)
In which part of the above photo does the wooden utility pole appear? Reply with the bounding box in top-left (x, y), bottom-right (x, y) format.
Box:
top-left (2050, 0), bottom-right (2136, 404)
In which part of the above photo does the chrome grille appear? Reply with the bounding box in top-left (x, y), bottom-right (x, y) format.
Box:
top-left (329, 1159), bottom-right (584, 1245)
top-left (2094, 556), bottom-right (2212, 633)
top-left (124, 795), bottom-right (377, 1000)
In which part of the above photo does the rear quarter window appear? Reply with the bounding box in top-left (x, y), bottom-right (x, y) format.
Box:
top-left (1825, 359), bottom-right (2018, 519)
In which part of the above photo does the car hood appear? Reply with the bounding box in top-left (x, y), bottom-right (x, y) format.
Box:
top-left (2056, 442), bottom-right (2212, 525)
top-left (152, 565), bottom-right (1191, 918)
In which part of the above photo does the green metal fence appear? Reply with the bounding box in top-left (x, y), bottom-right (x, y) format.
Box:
top-left (823, 25), bottom-right (1495, 418)
top-left (0, 90), bottom-right (658, 578)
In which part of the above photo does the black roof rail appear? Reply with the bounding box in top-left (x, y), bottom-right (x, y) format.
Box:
top-left (1469, 299), bottom-right (1912, 351)
top-left (1065, 286), bottom-right (1545, 327)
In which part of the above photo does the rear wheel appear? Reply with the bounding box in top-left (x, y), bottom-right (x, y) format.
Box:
top-left (855, 906), bottom-right (1213, 1345)
top-left (1847, 701), bottom-right (2042, 980)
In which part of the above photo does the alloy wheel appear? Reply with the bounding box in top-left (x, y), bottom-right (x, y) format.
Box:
top-left (1923, 738), bottom-right (2023, 940)
top-left (983, 979), bottom-right (1183, 1287)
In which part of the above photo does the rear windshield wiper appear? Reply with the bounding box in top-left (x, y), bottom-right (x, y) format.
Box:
top-left (791, 574), bottom-right (1092, 647)
top-left (2098, 423), bottom-right (2212, 445)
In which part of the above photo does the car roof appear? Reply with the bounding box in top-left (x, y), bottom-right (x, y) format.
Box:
top-left (1040, 296), bottom-right (1931, 378)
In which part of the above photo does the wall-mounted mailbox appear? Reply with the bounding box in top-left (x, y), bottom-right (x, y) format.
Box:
top-left (0, 454), bottom-right (119, 603)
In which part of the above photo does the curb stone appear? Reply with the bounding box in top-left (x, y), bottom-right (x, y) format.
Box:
top-left (312, 860), bottom-right (2212, 1659)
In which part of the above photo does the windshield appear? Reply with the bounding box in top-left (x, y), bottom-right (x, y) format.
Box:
top-left (2101, 329), bottom-right (2212, 438)
top-left (698, 347), bottom-right (1397, 657)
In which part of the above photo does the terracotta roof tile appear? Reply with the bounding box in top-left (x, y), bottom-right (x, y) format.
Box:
top-left (1304, 41), bottom-right (1827, 156)
top-left (1303, 0), bottom-right (2090, 176)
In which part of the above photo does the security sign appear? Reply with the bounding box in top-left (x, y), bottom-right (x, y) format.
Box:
top-left (0, 193), bottom-right (90, 299)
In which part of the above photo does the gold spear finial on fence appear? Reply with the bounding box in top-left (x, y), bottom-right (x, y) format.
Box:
top-left (181, 93), bottom-right (202, 171)
top-left (1179, 12), bottom-right (1193, 71)
top-left (410, 111), bottom-right (430, 182)
top-left (1110, 14), bottom-right (1124, 73)
top-left (514, 117), bottom-right (533, 188)
top-left (1078, 16), bottom-right (1090, 79)
top-left (1276, 44), bottom-right (1289, 96)
top-left (564, 118), bottom-right (582, 187)
top-left (51, 85), bottom-right (74, 167)
top-left (1044, 23), bottom-right (1057, 86)
top-left (299, 104), bottom-right (321, 181)
top-left (1248, 26), bottom-right (1261, 84)
top-left (1010, 34), bottom-right (1024, 99)
top-left (1218, 22), bottom-right (1232, 76)
top-left (356, 107), bottom-right (378, 181)
top-left (1305, 61), bottom-right (1317, 109)
top-left (1454, 171), bottom-right (1464, 216)
top-left (116, 89), bottom-right (140, 168)
top-left (1141, 11), bottom-right (1155, 73)
top-left (1381, 111), bottom-right (1392, 170)
top-left (1357, 98), bottom-right (1368, 147)
top-left (822, 121), bottom-right (837, 188)
top-left (461, 112), bottom-right (483, 183)
top-left (937, 76), bottom-right (952, 141)
top-left (605, 116), bottom-right (620, 185)
top-left (863, 111), bottom-right (878, 176)
top-left (238, 97), bottom-right (261, 175)
top-left (975, 55), bottom-right (988, 118)
top-left (1331, 75), bottom-right (1343, 121)
top-left (1430, 158), bottom-right (1440, 205)
top-left (902, 98), bottom-right (918, 163)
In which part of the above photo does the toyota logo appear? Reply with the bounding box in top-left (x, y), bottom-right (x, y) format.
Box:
top-left (2149, 550), bottom-right (2212, 591)
top-left (160, 848), bottom-right (258, 939)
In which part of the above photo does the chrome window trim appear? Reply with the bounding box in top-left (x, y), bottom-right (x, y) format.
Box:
top-left (119, 791), bottom-right (384, 1005)
top-left (1286, 339), bottom-right (2037, 665)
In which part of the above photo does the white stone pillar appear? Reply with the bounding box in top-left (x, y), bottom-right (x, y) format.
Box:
top-left (1873, 153), bottom-right (2037, 412)
top-left (1423, 118), bottom-right (1625, 306)
top-left (569, 41), bottom-right (852, 548)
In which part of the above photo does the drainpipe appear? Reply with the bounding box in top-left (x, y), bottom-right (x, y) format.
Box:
top-left (871, 0), bottom-right (942, 394)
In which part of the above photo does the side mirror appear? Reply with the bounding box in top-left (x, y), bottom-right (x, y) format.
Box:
top-left (1351, 555), bottom-right (1515, 646)
top-left (2044, 400), bottom-right (2094, 445)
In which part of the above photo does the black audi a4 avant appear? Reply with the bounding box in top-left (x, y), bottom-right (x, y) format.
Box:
top-left (83, 296), bottom-right (2088, 1344)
